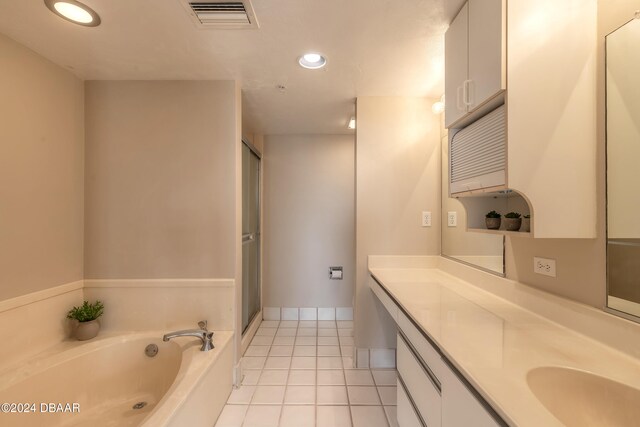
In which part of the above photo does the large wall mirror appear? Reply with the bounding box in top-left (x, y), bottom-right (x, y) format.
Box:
top-left (441, 131), bottom-right (505, 275)
top-left (606, 16), bottom-right (640, 318)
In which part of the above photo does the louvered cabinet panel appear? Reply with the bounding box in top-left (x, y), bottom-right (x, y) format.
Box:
top-left (450, 105), bottom-right (506, 194)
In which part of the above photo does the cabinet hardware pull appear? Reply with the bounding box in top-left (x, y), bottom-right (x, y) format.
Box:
top-left (463, 79), bottom-right (474, 106)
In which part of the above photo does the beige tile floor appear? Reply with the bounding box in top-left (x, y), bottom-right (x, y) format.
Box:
top-left (216, 320), bottom-right (398, 427)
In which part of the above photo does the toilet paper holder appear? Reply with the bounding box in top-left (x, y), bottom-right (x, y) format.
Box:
top-left (329, 266), bottom-right (343, 280)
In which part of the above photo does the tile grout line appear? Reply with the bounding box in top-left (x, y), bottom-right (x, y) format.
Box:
top-left (314, 323), bottom-right (318, 427)
top-left (372, 372), bottom-right (391, 427)
top-left (338, 338), bottom-right (357, 427)
top-left (274, 322), bottom-right (294, 427)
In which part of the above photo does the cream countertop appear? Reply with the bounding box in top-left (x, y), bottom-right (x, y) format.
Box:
top-left (369, 262), bottom-right (640, 427)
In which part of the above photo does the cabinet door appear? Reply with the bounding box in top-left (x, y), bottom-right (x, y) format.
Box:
top-left (441, 365), bottom-right (501, 427)
top-left (467, 0), bottom-right (505, 111)
top-left (397, 379), bottom-right (425, 427)
top-left (444, 2), bottom-right (469, 128)
top-left (397, 335), bottom-right (442, 426)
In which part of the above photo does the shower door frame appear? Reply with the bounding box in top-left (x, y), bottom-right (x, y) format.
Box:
top-left (242, 139), bottom-right (262, 335)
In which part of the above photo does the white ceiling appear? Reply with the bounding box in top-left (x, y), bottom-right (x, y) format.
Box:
top-left (0, 0), bottom-right (464, 135)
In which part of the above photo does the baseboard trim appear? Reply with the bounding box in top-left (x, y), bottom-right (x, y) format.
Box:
top-left (356, 347), bottom-right (396, 369)
top-left (262, 306), bottom-right (354, 321)
top-left (84, 278), bottom-right (234, 288)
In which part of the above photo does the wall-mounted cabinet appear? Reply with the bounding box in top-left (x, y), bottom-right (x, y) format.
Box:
top-left (445, 0), bottom-right (506, 128)
top-left (445, 0), bottom-right (597, 238)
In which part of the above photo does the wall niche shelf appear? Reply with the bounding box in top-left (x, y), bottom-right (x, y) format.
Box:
top-left (468, 228), bottom-right (531, 238)
top-left (456, 189), bottom-right (533, 237)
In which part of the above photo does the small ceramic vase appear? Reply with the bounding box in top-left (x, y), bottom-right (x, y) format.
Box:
top-left (486, 218), bottom-right (501, 230)
top-left (504, 218), bottom-right (522, 231)
top-left (75, 319), bottom-right (100, 341)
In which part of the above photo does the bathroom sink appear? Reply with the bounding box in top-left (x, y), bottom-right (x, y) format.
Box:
top-left (527, 366), bottom-right (640, 426)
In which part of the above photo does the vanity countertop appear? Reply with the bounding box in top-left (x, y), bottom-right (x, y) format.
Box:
top-left (369, 263), bottom-right (640, 427)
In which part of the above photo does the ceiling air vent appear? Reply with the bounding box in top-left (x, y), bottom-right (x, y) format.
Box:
top-left (181, 1), bottom-right (259, 29)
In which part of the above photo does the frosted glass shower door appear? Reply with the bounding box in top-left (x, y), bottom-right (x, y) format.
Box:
top-left (242, 142), bottom-right (261, 333)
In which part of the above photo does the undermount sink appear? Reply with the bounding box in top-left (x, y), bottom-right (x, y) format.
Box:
top-left (527, 366), bottom-right (640, 426)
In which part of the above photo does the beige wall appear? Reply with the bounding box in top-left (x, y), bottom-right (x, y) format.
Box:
top-left (503, 0), bottom-right (635, 308)
top-left (262, 134), bottom-right (355, 308)
top-left (0, 33), bottom-right (84, 301)
top-left (355, 97), bottom-right (441, 349)
top-left (84, 81), bottom-right (239, 279)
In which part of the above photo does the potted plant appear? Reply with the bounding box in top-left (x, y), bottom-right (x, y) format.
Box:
top-left (485, 210), bottom-right (501, 230)
top-left (67, 300), bottom-right (104, 341)
top-left (521, 214), bottom-right (531, 232)
top-left (504, 212), bottom-right (522, 231)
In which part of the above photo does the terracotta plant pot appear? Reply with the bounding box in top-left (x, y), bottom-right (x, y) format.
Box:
top-left (504, 218), bottom-right (522, 231)
top-left (485, 218), bottom-right (501, 230)
top-left (521, 217), bottom-right (531, 232)
top-left (75, 319), bottom-right (100, 341)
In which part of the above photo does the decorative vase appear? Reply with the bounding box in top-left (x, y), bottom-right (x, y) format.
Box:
top-left (75, 319), bottom-right (100, 341)
top-left (504, 218), bottom-right (522, 231)
top-left (485, 218), bottom-right (501, 230)
top-left (521, 217), bottom-right (530, 232)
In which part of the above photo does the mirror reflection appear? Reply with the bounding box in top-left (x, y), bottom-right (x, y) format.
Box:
top-left (606, 16), bottom-right (640, 317)
top-left (441, 129), bottom-right (505, 275)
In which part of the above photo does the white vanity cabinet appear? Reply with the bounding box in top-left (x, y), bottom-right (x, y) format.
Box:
top-left (397, 379), bottom-right (423, 427)
top-left (445, 0), bottom-right (505, 128)
top-left (440, 365), bottom-right (501, 427)
top-left (397, 332), bottom-right (442, 426)
top-left (370, 277), bottom-right (504, 427)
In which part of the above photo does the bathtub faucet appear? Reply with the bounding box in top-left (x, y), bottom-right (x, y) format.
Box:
top-left (163, 320), bottom-right (214, 351)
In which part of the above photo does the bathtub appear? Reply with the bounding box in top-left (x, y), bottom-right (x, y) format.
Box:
top-left (0, 330), bottom-right (233, 427)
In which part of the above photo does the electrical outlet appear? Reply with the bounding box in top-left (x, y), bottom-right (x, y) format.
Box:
top-left (447, 211), bottom-right (457, 227)
top-left (422, 211), bottom-right (432, 227)
top-left (534, 257), bottom-right (556, 277)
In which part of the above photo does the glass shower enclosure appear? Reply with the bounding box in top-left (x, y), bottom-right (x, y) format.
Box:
top-left (242, 141), bottom-right (261, 333)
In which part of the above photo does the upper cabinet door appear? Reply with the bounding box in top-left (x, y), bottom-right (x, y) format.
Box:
top-left (445, 3), bottom-right (469, 128)
top-left (467, 0), bottom-right (505, 111)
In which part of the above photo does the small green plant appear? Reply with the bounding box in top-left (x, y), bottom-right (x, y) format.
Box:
top-left (486, 210), bottom-right (501, 218)
top-left (67, 301), bottom-right (104, 323)
top-left (505, 212), bottom-right (521, 219)
top-left (524, 214), bottom-right (530, 219)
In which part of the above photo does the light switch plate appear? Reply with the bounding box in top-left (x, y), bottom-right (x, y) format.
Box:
top-left (534, 257), bottom-right (556, 277)
top-left (447, 211), bottom-right (457, 227)
top-left (422, 211), bottom-right (432, 227)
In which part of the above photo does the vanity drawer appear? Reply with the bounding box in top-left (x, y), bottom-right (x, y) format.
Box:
top-left (397, 310), bottom-right (446, 378)
top-left (441, 362), bottom-right (501, 427)
top-left (369, 276), bottom-right (398, 322)
top-left (397, 333), bottom-right (442, 427)
top-left (397, 377), bottom-right (425, 427)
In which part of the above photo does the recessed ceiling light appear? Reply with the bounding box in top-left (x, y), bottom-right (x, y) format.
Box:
top-left (44, 0), bottom-right (101, 27)
top-left (298, 53), bottom-right (327, 69)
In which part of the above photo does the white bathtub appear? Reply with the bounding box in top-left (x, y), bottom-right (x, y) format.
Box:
top-left (0, 330), bottom-right (233, 427)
